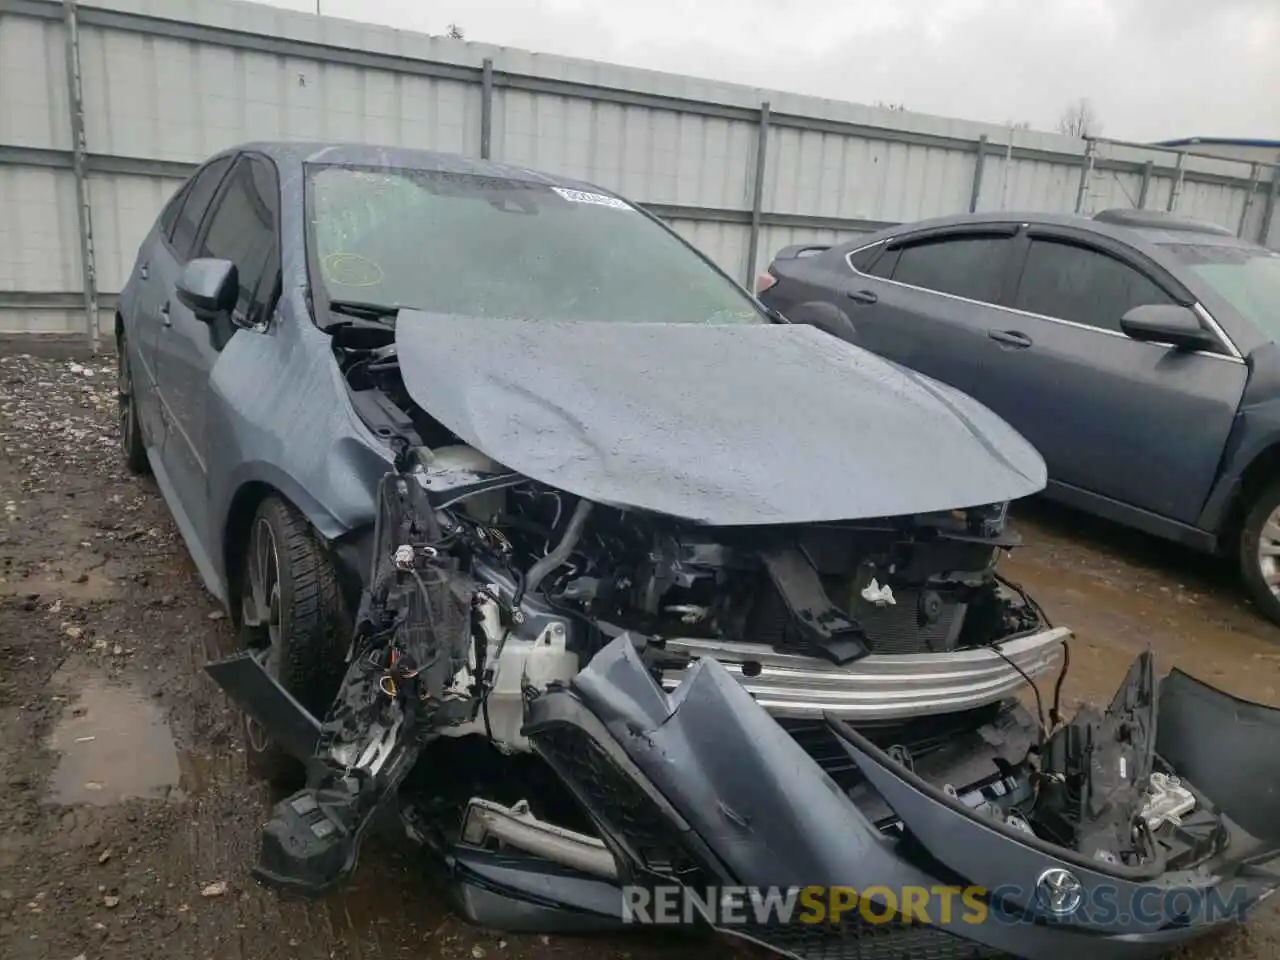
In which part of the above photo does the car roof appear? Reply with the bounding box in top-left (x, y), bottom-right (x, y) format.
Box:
top-left (846, 209), bottom-right (1267, 278)
top-left (225, 139), bottom-right (607, 193)
top-left (853, 209), bottom-right (1257, 247)
top-left (832, 208), bottom-right (1275, 355)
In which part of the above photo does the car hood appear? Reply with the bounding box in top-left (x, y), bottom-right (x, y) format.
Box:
top-left (393, 313), bottom-right (1046, 525)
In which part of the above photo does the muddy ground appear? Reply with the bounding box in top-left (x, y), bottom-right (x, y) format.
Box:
top-left (1, 347), bottom-right (1277, 960)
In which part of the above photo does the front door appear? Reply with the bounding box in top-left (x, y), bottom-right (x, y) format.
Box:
top-left (154, 154), bottom-right (279, 556)
top-left (976, 230), bottom-right (1247, 524)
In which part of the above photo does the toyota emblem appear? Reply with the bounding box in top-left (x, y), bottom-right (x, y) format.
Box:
top-left (1035, 867), bottom-right (1084, 916)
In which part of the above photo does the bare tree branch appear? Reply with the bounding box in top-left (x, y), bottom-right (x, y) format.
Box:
top-left (1057, 98), bottom-right (1101, 138)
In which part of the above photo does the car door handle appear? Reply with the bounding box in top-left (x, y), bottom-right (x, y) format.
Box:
top-left (159, 300), bottom-right (171, 327)
top-left (987, 329), bottom-right (1032, 349)
top-left (847, 289), bottom-right (879, 305)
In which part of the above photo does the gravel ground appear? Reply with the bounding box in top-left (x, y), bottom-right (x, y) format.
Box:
top-left (1, 347), bottom-right (1278, 960)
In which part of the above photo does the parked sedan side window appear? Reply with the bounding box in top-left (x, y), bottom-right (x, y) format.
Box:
top-left (889, 236), bottom-right (1011, 303)
top-left (157, 181), bottom-right (191, 244)
top-left (196, 157), bottom-right (280, 329)
top-left (170, 156), bottom-right (234, 259)
top-left (1013, 239), bottom-right (1172, 333)
top-left (847, 242), bottom-right (888, 275)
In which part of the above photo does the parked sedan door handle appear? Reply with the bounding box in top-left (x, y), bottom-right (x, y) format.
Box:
top-left (987, 329), bottom-right (1032, 349)
top-left (847, 289), bottom-right (879, 305)
top-left (159, 300), bottom-right (171, 327)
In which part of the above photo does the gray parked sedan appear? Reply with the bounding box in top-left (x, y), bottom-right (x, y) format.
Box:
top-left (759, 209), bottom-right (1280, 624)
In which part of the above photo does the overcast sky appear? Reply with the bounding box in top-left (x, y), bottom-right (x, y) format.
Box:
top-left (262, 0), bottom-right (1279, 143)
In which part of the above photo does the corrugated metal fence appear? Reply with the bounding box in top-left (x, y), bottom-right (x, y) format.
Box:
top-left (1, 0), bottom-right (1277, 347)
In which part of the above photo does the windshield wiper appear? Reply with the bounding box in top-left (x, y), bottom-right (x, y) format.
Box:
top-left (327, 299), bottom-right (404, 323)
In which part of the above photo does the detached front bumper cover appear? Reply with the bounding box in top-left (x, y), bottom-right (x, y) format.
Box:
top-left (207, 636), bottom-right (1280, 960)
top-left (522, 638), bottom-right (1280, 960)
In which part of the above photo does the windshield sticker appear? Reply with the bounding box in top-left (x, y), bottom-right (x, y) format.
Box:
top-left (552, 187), bottom-right (633, 210)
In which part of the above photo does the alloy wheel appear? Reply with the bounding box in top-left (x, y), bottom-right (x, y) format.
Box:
top-left (242, 517), bottom-right (282, 752)
top-left (1257, 505), bottom-right (1280, 599)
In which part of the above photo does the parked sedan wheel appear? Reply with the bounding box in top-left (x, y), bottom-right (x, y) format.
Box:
top-left (117, 333), bottom-right (149, 475)
top-left (1238, 482), bottom-right (1280, 626)
top-left (239, 495), bottom-right (349, 785)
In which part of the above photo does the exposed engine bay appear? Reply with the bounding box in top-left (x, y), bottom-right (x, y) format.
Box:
top-left (247, 447), bottom-right (1221, 901)
top-left (200, 328), bottom-right (1280, 959)
top-left (335, 321), bottom-right (1048, 670)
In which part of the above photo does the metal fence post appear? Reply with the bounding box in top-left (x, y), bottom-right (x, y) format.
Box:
top-left (62, 0), bottom-right (99, 352)
top-left (1137, 161), bottom-right (1153, 209)
top-left (1237, 163), bottom-right (1261, 237)
top-left (744, 100), bottom-right (770, 288)
top-left (1074, 138), bottom-right (1095, 214)
top-left (968, 134), bottom-right (988, 213)
top-left (1261, 166), bottom-right (1280, 247)
top-left (480, 58), bottom-right (493, 161)
top-left (1167, 151), bottom-right (1186, 212)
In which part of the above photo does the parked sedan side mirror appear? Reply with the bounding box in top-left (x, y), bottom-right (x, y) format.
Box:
top-left (175, 258), bottom-right (238, 324)
top-left (1119, 303), bottom-right (1218, 352)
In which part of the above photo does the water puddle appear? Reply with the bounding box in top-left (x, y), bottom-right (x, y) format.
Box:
top-left (46, 665), bottom-right (181, 806)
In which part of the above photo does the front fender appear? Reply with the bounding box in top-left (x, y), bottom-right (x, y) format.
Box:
top-left (204, 304), bottom-right (393, 594)
top-left (1198, 396), bottom-right (1280, 534)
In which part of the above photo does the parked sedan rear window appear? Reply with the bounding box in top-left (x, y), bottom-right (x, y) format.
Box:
top-left (1013, 239), bottom-right (1171, 332)
top-left (1163, 242), bottom-right (1280, 338)
top-left (889, 236), bottom-right (1010, 303)
top-left (305, 165), bottom-right (764, 326)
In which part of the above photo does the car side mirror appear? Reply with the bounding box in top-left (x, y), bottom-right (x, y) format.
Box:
top-left (1119, 303), bottom-right (1217, 352)
top-left (175, 258), bottom-right (238, 323)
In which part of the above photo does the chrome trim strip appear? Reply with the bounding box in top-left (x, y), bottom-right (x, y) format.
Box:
top-left (1192, 301), bottom-right (1243, 360)
top-left (460, 798), bottom-right (618, 880)
top-left (843, 238), bottom-right (888, 272)
top-left (660, 627), bottom-right (1069, 721)
top-left (842, 241), bottom-right (1244, 365)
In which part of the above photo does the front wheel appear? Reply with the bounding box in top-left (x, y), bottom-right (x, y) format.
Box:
top-left (1237, 481), bottom-right (1280, 626)
top-left (239, 495), bottom-right (349, 785)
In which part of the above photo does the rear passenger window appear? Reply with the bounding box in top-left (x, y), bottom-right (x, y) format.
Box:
top-left (170, 156), bottom-right (234, 259)
top-left (890, 236), bottom-right (1011, 303)
top-left (847, 242), bottom-right (887, 274)
top-left (157, 182), bottom-right (190, 243)
top-left (1013, 239), bottom-right (1171, 333)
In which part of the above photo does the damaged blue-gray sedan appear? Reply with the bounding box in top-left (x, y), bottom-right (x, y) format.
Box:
top-left (116, 141), bottom-right (1280, 960)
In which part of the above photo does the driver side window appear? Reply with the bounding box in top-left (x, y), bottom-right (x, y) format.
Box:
top-left (169, 156), bottom-right (233, 259)
top-left (195, 156), bottom-right (281, 329)
top-left (1012, 239), bottom-right (1172, 334)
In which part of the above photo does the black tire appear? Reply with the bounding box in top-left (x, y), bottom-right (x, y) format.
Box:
top-left (1238, 480), bottom-right (1280, 626)
top-left (239, 495), bottom-right (349, 785)
top-left (117, 332), bottom-right (149, 475)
